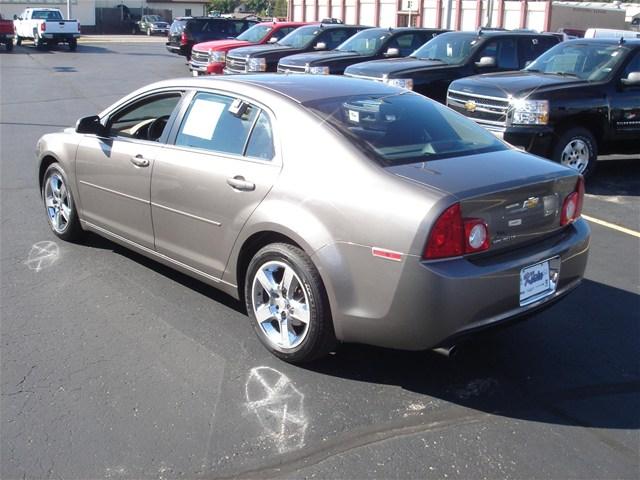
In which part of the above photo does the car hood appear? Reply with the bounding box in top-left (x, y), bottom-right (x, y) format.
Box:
top-left (345, 57), bottom-right (451, 78)
top-left (230, 43), bottom-right (296, 58)
top-left (280, 50), bottom-right (366, 66)
top-left (450, 71), bottom-right (588, 99)
top-left (193, 39), bottom-right (253, 52)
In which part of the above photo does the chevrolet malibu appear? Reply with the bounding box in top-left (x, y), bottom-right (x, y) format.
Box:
top-left (36, 75), bottom-right (590, 363)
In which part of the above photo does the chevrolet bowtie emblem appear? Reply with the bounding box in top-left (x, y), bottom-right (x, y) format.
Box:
top-left (523, 197), bottom-right (540, 209)
top-left (464, 100), bottom-right (477, 112)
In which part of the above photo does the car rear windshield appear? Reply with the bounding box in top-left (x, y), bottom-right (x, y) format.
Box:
top-left (525, 42), bottom-right (630, 81)
top-left (412, 32), bottom-right (478, 64)
top-left (337, 29), bottom-right (392, 55)
top-left (304, 91), bottom-right (507, 166)
top-left (279, 25), bottom-right (321, 48)
top-left (237, 24), bottom-right (272, 42)
top-left (32, 10), bottom-right (63, 20)
top-left (170, 19), bottom-right (188, 34)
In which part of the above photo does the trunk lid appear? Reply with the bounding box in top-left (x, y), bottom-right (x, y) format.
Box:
top-left (387, 149), bottom-right (580, 252)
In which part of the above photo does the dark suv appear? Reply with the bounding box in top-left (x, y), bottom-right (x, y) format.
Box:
top-left (224, 23), bottom-right (367, 74)
top-left (277, 27), bottom-right (447, 75)
top-left (344, 30), bottom-right (559, 103)
top-left (448, 38), bottom-right (640, 176)
top-left (166, 17), bottom-right (258, 59)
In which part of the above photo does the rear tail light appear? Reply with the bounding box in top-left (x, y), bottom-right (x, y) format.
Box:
top-left (423, 203), bottom-right (491, 260)
top-left (560, 177), bottom-right (584, 226)
top-left (40, 22), bottom-right (46, 32)
top-left (180, 32), bottom-right (187, 45)
top-left (78, 23), bottom-right (81, 34)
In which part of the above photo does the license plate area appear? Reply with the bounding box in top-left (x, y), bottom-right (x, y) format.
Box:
top-left (519, 257), bottom-right (560, 306)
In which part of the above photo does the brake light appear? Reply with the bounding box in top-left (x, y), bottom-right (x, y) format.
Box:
top-left (423, 203), bottom-right (491, 260)
top-left (561, 177), bottom-right (584, 226)
top-left (180, 32), bottom-right (187, 45)
top-left (40, 22), bottom-right (46, 32)
top-left (78, 23), bottom-right (81, 34)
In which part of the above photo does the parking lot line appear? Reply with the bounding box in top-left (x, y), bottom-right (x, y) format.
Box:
top-left (583, 214), bottom-right (640, 238)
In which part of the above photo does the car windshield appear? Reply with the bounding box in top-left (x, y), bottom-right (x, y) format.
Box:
top-left (237, 24), bottom-right (272, 42)
top-left (412, 32), bottom-right (478, 64)
top-left (147, 15), bottom-right (162, 22)
top-left (337, 29), bottom-right (392, 55)
top-left (525, 42), bottom-right (629, 81)
top-left (305, 91), bottom-right (507, 166)
top-left (32, 10), bottom-right (63, 20)
top-left (279, 25), bottom-right (321, 48)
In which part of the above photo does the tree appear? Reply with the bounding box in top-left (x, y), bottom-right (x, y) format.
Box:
top-left (274, 0), bottom-right (287, 18)
top-left (209, 0), bottom-right (240, 14)
top-left (245, 0), bottom-right (270, 16)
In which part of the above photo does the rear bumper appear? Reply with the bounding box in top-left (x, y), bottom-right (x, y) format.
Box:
top-left (313, 218), bottom-right (590, 350)
top-left (166, 43), bottom-right (187, 56)
top-left (41, 33), bottom-right (80, 40)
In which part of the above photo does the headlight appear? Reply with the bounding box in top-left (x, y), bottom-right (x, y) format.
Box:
top-left (307, 65), bottom-right (329, 75)
top-left (383, 77), bottom-right (414, 90)
top-left (209, 50), bottom-right (225, 63)
top-left (510, 99), bottom-right (549, 125)
top-left (247, 57), bottom-right (266, 72)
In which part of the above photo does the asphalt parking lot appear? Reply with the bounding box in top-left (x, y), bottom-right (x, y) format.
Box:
top-left (1, 38), bottom-right (639, 479)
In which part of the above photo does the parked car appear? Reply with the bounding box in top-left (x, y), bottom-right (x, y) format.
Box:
top-left (190, 21), bottom-right (309, 76)
top-left (137, 14), bottom-right (170, 36)
top-left (344, 30), bottom-right (559, 103)
top-left (277, 27), bottom-right (446, 75)
top-left (224, 23), bottom-right (367, 74)
top-left (36, 75), bottom-right (589, 363)
top-left (0, 14), bottom-right (14, 51)
top-left (13, 7), bottom-right (80, 51)
top-left (166, 16), bottom-right (258, 59)
top-left (447, 38), bottom-right (640, 176)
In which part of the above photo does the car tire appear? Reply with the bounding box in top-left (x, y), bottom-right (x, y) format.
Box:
top-left (14, 35), bottom-right (21, 46)
top-left (42, 163), bottom-right (83, 242)
top-left (33, 32), bottom-right (43, 49)
top-left (69, 38), bottom-right (77, 51)
top-left (552, 127), bottom-right (597, 177)
top-left (146, 27), bottom-right (151, 36)
top-left (245, 243), bottom-right (336, 363)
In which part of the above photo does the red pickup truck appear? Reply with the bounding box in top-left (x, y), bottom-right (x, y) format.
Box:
top-left (189, 21), bottom-right (310, 75)
top-left (0, 14), bottom-right (14, 51)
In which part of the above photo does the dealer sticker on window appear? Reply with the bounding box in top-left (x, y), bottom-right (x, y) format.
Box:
top-left (519, 260), bottom-right (553, 306)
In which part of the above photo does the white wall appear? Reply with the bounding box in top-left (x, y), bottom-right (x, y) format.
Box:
top-left (0, 0), bottom-right (96, 26)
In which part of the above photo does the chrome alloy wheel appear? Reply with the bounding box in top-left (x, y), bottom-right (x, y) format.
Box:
top-left (44, 172), bottom-right (72, 234)
top-left (251, 261), bottom-right (311, 350)
top-left (560, 139), bottom-right (589, 174)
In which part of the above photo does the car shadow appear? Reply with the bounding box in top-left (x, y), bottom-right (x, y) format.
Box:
top-left (12, 44), bottom-right (115, 54)
top-left (588, 158), bottom-right (640, 197)
top-left (307, 278), bottom-right (639, 431)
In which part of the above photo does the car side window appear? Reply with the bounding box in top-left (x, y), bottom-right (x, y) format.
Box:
top-left (319, 29), bottom-right (351, 49)
top-left (391, 33), bottom-right (418, 56)
top-left (272, 27), bottom-right (293, 41)
top-left (108, 93), bottom-right (182, 142)
top-left (175, 92), bottom-right (259, 156)
top-left (623, 52), bottom-right (640, 77)
top-left (245, 111), bottom-right (275, 161)
top-left (233, 21), bottom-right (248, 35)
top-left (496, 39), bottom-right (518, 69)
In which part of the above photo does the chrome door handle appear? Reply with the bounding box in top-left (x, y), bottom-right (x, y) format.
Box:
top-left (130, 155), bottom-right (150, 167)
top-left (227, 176), bottom-right (255, 191)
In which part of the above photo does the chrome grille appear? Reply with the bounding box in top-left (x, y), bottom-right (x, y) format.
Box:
top-left (277, 64), bottom-right (307, 74)
top-left (191, 50), bottom-right (209, 63)
top-left (225, 55), bottom-right (247, 73)
top-left (447, 89), bottom-right (510, 128)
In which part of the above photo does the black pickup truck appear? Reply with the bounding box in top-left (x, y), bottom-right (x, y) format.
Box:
top-left (447, 38), bottom-right (640, 176)
top-left (344, 30), bottom-right (559, 103)
top-left (224, 23), bottom-right (367, 74)
top-left (277, 27), bottom-right (446, 75)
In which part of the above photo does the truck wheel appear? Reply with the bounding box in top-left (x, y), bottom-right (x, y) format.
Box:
top-left (14, 35), bottom-right (21, 46)
top-left (69, 38), bottom-right (77, 51)
top-left (245, 243), bottom-right (336, 363)
top-left (33, 33), bottom-right (43, 49)
top-left (146, 27), bottom-right (151, 36)
top-left (552, 127), bottom-right (597, 177)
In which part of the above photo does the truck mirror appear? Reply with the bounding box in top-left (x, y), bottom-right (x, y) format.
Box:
top-left (76, 115), bottom-right (105, 136)
top-left (268, 36), bottom-right (278, 43)
top-left (621, 71), bottom-right (640, 87)
top-left (314, 42), bottom-right (326, 50)
top-left (524, 60), bottom-right (533, 67)
top-left (13, 15), bottom-right (18, 20)
top-left (385, 47), bottom-right (400, 57)
top-left (475, 56), bottom-right (496, 68)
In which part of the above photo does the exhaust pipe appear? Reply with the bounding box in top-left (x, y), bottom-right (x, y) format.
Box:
top-left (433, 345), bottom-right (458, 358)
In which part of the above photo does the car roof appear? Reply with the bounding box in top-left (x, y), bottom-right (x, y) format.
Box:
top-left (563, 38), bottom-right (640, 46)
top-left (156, 75), bottom-right (400, 104)
top-left (256, 21), bottom-right (313, 28)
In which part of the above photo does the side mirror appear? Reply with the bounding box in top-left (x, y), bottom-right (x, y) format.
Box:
top-left (384, 47), bottom-right (400, 57)
top-left (75, 115), bottom-right (105, 136)
top-left (268, 36), bottom-right (278, 43)
top-left (314, 41), bottom-right (326, 50)
top-left (621, 71), bottom-right (640, 87)
top-left (475, 56), bottom-right (496, 68)
top-left (13, 14), bottom-right (18, 20)
top-left (524, 60), bottom-right (533, 67)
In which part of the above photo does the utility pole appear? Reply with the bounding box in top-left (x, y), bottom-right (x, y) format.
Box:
top-left (67, 0), bottom-right (71, 19)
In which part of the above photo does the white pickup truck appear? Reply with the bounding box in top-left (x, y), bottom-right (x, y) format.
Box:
top-left (14, 8), bottom-right (80, 50)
